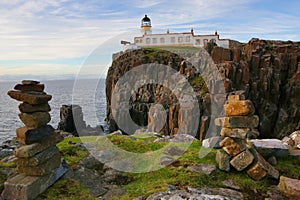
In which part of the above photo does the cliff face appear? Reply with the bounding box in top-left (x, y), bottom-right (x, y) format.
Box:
top-left (213, 38), bottom-right (300, 138)
top-left (106, 39), bottom-right (300, 139)
top-left (106, 49), bottom-right (205, 136)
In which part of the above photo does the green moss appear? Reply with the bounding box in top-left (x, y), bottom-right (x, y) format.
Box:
top-left (106, 135), bottom-right (167, 153)
top-left (189, 76), bottom-right (208, 97)
top-left (37, 178), bottom-right (96, 200)
top-left (40, 136), bottom-right (300, 199)
top-left (57, 137), bottom-right (89, 165)
top-left (0, 173), bottom-right (6, 193)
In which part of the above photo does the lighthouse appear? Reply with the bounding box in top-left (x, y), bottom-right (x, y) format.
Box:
top-left (141, 15), bottom-right (152, 35)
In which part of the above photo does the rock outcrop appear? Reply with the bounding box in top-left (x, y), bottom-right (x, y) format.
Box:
top-left (214, 39), bottom-right (300, 138)
top-left (106, 39), bottom-right (300, 139)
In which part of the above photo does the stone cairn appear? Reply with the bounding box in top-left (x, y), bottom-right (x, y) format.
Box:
top-left (2, 80), bottom-right (68, 200)
top-left (215, 93), bottom-right (279, 181)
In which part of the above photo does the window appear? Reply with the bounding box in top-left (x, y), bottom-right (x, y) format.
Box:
top-left (135, 39), bottom-right (139, 43)
top-left (140, 39), bottom-right (143, 43)
top-left (203, 39), bottom-right (208, 46)
top-left (160, 37), bottom-right (165, 44)
top-left (178, 37), bottom-right (183, 43)
top-left (171, 37), bottom-right (175, 43)
top-left (186, 36), bottom-right (190, 42)
top-left (146, 38), bottom-right (150, 44)
top-left (196, 39), bottom-right (201, 45)
top-left (152, 38), bottom-right (157, 44)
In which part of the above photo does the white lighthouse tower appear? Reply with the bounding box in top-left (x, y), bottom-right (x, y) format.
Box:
top-left (141, 15), bottom-right (152, 35)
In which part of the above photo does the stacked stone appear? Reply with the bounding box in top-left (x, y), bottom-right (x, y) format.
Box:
top-left (2, 80), bottom-right (67, 200)
top-left (215, 93), bottom-right (279, 181)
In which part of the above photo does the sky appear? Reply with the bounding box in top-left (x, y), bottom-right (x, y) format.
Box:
top-left (0, 0), bottom-right (299, 81)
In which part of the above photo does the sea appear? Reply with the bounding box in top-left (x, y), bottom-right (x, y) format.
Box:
top-left (0, 79), bottom-right (107, 144)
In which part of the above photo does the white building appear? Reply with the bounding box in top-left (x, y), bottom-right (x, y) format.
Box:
top-left (124, 15), bottom-right (230, 50)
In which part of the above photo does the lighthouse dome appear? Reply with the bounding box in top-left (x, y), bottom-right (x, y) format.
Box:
top-left (141, 15), bottom-right (151, 27)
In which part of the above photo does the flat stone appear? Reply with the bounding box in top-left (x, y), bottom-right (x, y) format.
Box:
top-left (221, 127), bottom-right (253, 139)
top-left (187, 164), bottom-right (216, 175)
top-left (202, 136), bottom-right (224, 148)
top-left (18, 112), bottom-right (51, 129)
top-left (19, 102), bottom-right (51, 113)
top-left (222, 179), bottom-right (241, 190)
top-left (251, 139), bottom-right (289, 157)
top-left (16, 125), bottom-right (54, 145)
top-left (170, 134), bottom-right (195, 142)
top-left (163, 146), bottom-right (185, 156)
top-left (249, 148), bottom-right (280, 180)
top-left (278, 176), bottom-right (300, 200)
top-left (15, 146), bottom-right (59, 167)
top-left (282, 136), bottom-right (295, 146)
top-left (160, 156), bottom-right (175, 166)
top-left (227, 94), bottom-right (245, 104)
top-left (14, 84), bottom-right (44, 92)
top-left (7, 90), bottom-right (52, 105)
top-left (63, 165), bottom-right (107, 197)
top-left (14, 133), bottom-right (63, 158)
top-left (21, 80), bottom-right (40, 85)
top-left (215, 115), bottom-right (259, 128)
top-left (247, 161), bottom-right (268, 181)
top-left (216, 149), bottom-right (231, 172)
top-left (17, 154), bottom-right (61, 176)
top-left (290, 130), bottom-right (300, 147)
top-left (230, 150), bottom-right (254, 171)
top-left (1, 160), bottom-right (68, 200)
top-left (220, 137), bottom-right (247, 156)
top-left (224, 100), bottom-right (255, 116)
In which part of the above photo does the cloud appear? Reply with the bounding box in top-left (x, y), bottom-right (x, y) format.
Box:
top-left (0, 0), bottom-right (299, 78)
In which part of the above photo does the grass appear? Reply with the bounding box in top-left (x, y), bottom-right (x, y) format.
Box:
top-left (37, 179), bottom-right (96, 200)
top-left (56, 137), bottom-right (90, 166)
top-left (0, 135), bottom-right (299, 199)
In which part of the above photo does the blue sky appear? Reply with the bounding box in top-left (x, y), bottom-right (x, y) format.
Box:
top-left (0, 0), bottom-right (299, 80)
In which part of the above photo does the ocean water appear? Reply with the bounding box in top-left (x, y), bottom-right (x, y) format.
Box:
top-left (0, 79), bottom-right (106, 144)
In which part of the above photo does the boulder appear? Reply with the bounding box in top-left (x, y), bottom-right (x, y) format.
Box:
top-left (16, 125), bottom-right (54, 145)
top-left (230, 150), bottom-right (254, 171)
top-left (215, 115), bottom-right (259, 128)
top-left (248, 148), bottom-right (280, 180)
top-left (19, 103), bottom-right (51, 113)
top-left (15, 146), bottom-right (59, 167)
top-left (14, 133), bottom-right (63, 158)
top-left (220, 137), bottom-right (247, 156)
top-left (14, 83), bottom-right (44, 92)
top-left (278, 176), bottom-right (300, 200)
top-left (224, 100), bottom-right (255, 116)
top-left (7, 90), bottom-right (52, 105)
top-left (22, 80), bottom-right (40, 85)
top-left (163, 146), bottom-right (185, 156)
top-left (220, 128), bottom-right (254, 139)
top-left (187, 164), bottom-right (216, 175)
top-left (16, 153), bottom-right (61, 176)
top-left (1, 161), bottom-right (68, 200)
top-left (290, 130), bottom-right (300, 147)
top-left (202, 136), bottom-right (224, 148)
top-left (57, 105), bottom-right (86, 134)
top-left (18, 112), bottom-right (51, 129)
top-left (216, 149), bottom-right (231, 172)
top-left (250, 139), bottom-right (289, 157)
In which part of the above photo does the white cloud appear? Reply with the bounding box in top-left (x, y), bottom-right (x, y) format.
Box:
top-left (0, 0), bottom-right (299, 78)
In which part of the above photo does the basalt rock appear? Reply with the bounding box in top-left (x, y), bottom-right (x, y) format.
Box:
top-left (106, 39), bottom-right (300, 139)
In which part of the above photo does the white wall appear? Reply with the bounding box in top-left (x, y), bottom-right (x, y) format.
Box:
top-left (134, 33), bottom-right (230, 48)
